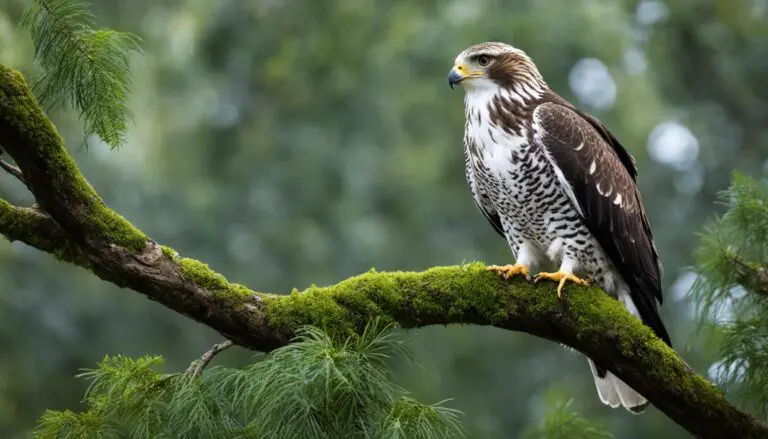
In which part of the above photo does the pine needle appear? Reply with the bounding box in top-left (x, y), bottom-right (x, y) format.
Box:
top-left (20, 0), bottom-right (141, 149)
top-left (691, 171), bottom-right (768, 416)
top-left (33, 323), bottom-right (465, 438)
top-left (522, 399), bottom-right (612, 439)
top-left (378, 396), bottom-right (464, 439)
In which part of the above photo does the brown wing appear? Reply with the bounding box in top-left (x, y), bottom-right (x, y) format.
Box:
top-left (532, 99), bottom-right (671, 347)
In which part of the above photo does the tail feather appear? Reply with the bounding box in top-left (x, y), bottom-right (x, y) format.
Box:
top-left (586, 289), bottom-right (652, 414)
top-left (588, 360), bottom-right (620, 408)
top-left (588, 359), bottom-right (648, 414)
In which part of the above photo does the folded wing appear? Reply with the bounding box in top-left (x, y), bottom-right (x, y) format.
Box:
top-left (531, 99), bottom-right (671, 347)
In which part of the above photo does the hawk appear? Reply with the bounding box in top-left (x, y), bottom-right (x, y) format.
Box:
top-left (448, 42), bottom-right (672, 413)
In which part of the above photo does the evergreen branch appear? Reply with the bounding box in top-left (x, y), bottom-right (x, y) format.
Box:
top-left (523, 399), bottom-right (612, 439)
top-left (37, 325), bottom-right (462, 438)
top-left (380, 396), bottom-right (463, 439)
top-left (692, 173), bottom-right (768, 415)
top-left (694, 173), bottom-right (768, 306)
top-left (186, 340), bottom-right (235, 378)
top-left (34, 409), bottom-right (105, 439)
top-left (1, 64), bottom-right (768, 439)
top-left (725, 252), bottom-right (768, 299)
top-left (20, 0), bottom-right (141, 148)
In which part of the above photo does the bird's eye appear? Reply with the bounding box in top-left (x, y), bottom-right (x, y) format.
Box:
top-left (477, 55), bottom-right (491, 66)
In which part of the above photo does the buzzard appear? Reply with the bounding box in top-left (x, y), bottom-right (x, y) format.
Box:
top-left (448, 42), bottom-right (671, 413)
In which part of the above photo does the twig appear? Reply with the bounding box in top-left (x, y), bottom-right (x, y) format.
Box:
top-left (726, 253), bottom-right (768, 298)
top-left (185, 340), bottom-right (234, 378)
top-left (0, 157), bottom-right (23, 182)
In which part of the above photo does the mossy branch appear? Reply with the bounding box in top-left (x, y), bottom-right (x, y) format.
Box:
top-left (0, 64), bottom-right (766, 438)
top-left (0, 199), bottom-right (86, 265)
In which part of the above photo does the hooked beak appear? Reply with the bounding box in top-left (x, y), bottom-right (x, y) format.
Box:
top-left (448, 63), bottom-right (482, 89)
top-left (448, 67), bottom-right (465, 90)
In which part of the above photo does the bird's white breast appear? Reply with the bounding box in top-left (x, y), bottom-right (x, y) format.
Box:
top-left (463, 87), bottom-right (576, 259)
top-left (464, 89), bottom-right (530, 190)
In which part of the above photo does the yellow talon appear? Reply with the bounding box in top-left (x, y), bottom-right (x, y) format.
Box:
top-left (487, 263), bottom-right (530, 280)
top-left (534, 271), bottom-right (591, 298)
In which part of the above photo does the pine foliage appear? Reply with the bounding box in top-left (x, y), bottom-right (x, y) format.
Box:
top-left (20, 0), bottom-right (141, 148)
top-left (523, 399), bottom-right (612, 439)
top-left (692, 171), bottom-right (768, 415)
top-left (33, 322), bottom-right (463, 439)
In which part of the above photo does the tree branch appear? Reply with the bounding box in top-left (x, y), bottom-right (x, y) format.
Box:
top-left (0, 64), bottom-right (766, 438)
top-left (725, 251), bottom-right (768, 298)
top-left (0, 156), bottom-right (24, 182)
top-left (185, 340), bottom-right (234, 378)
top-left (0, 199), bottom-right (86, 265)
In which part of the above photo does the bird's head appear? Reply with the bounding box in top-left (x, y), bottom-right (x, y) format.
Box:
top-left (448, 42), bottom-right (545, 93)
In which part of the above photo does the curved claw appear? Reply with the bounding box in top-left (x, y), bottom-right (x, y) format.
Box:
top-left (534, 271), bottom-right (591, 298)
top-left (487, 263), bottom-right (531, 280)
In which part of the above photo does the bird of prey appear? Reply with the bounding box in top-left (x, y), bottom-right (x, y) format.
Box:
top-left (448, 42), bottom-right (671, 413)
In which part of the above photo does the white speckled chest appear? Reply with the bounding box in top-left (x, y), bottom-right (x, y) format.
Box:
top-left (467, 118), bottom-right (558, 249)
top-left (463, 90), bottom-right (594, 266)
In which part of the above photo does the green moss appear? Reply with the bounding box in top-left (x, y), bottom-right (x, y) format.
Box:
top-left (410, 264), bottom-right (702, 403)
top-left (264, 263), bottom-right (517, 337)
top-left (542, 284), bottom-right (716, 402)
top-left (178, 258), bottom-right (254, 303)
top-left (179, 258), bottom-right (227, 289)
top-left (264, 286), bottom-right (357, 338)
top-left (160, 245), bottom-right (179, 260)
top-left (230, 283), bottom-right (255, 299)
top-left (418, 263), bottom-right (514, 323)
top-left (0, 199), bottom-right (85, 265)
top-left (0, 66), bottom-right (147, 252)
top-left (85, 202), bottom-right (147, 251)
top-left (332, 272), bottom-right (403, 319)
top-left (575, 291), bottom-right (632, 334)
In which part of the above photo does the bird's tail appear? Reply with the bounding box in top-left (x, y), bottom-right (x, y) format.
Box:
top-left (586, 288), bottom-right (651, 413)
top-left (588, 359), bottom-right (648, 414)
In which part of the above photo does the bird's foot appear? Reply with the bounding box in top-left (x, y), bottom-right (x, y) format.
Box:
top-left (487, 263), bottom-right (530, 280)
top-left (533, 271), bottom-right (591, 298)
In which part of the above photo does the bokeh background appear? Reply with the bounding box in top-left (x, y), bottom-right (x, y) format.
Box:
top-left (1, 0), bottom-right (767, 437)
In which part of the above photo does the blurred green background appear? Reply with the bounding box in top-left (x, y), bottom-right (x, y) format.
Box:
top-left (1, 0), bottom-right (766, 437)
